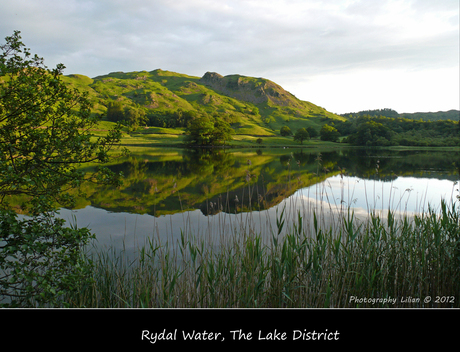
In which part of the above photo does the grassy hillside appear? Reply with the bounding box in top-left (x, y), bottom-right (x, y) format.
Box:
top-left (61, 69), bottom-right (345, 141)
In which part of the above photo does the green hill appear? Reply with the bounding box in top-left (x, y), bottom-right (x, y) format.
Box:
top-left (61, 69), bottom-right (345, 139)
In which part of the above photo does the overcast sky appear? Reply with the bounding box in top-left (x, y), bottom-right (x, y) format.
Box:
top-left (1, 0), bottom-right (458, 114)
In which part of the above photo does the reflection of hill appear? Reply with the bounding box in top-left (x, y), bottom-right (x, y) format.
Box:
top-left (198, 172), bottom-right (333, 216)
top-left (81, 149), bottom-right (336, 216)
top-left (70, 148), bottom-right (458, 217)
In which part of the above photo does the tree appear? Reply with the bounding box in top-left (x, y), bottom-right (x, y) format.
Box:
top-left (306, 126), bottom-right (318, 139)
top-left (107, 100), bottom-right (125, 122)
top-left (185, 116), bottom-right (234, 146)
top-left (280, 125), bottom-right (293, 137)
top-left (107, 102), bottom-right (148, 132)
top-left (124, 106), bottom-right (148, 132)
top-left (347, 121), bottom-right (394, 146)
top-left (185, 116), bottom-right (216, 145)
top-left (0, 31), bottom-right (126, 306)
top-left (320, 124), bottom-right (340, 142)
top-left (294, 128), bottom-right (310, 144)
top-left (211, 119), bottom-right (234, 146)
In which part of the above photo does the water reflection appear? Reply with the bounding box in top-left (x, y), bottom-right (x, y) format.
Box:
top-left (75, 148), bottom-right (459, 216)
top-left (60, 175), bottom-right (458, 261)
top-left (58, 147), bottom-right (459, 258)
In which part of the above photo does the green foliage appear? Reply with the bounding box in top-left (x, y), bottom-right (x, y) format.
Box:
top-left (320, 124), bottom-right (340, 142)
top-left (0, 210), bottom-right (94, 307)
top-left (148, 109), bottom-right (198, 128)
top-left (185, 116), bottom-right (215, 146)
top-left (0, 31), bottom-right (125, 306)
top-left (347, 120), bottom-right (394, 146)
top-left (341, 108), bottom-right (459, 122)
top-left (123, 106), bottom-right (148, 132)
top-left (211, 119), bottom-right (235, 146)
top-left (293, 128), bottom-right (310, 144)
top-left (106, 101), bottom-right (147, 132)
top-left (399, 110), bottom-right (459, 122)
top-left (280, 125), bottom-right (293, 137)
top-left (335, 115), bottom-right (459, 147)
top-left (185, 116), bottom-right (234, 146)
top-left (306, 126), bottom-right (318, 138)
top-left (106, 101), bottom-right (125, 122)
top-left (0, 31), bottom-right (125, 212)
top-left (341, 108), bottom-right (399, 119)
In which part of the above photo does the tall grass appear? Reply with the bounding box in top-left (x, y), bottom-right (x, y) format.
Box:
top-left (64, 155), bottom-right (460, 308)
top-left (66, 195), bottom-right (459, 308)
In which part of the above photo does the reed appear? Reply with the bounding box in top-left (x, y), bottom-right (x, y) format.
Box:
top-left (64, 156), bottom-right (460, 308)
top-left (65, 196), bottom-right (459, 308)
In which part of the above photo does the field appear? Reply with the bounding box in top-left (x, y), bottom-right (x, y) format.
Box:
top-left (91, 119), bottom-right (346, 149)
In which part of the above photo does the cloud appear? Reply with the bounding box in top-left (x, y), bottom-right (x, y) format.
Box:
top-left (2, 0), bottom-right (457, 75)
top-left (1, 0), bottom-right (458, 113)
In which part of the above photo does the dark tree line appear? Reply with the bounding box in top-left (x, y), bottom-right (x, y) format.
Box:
top-left (147, 109), bottom-right (198, 128)
top-left (341, 108), bottom-right (399, 119)
top-left (106, 101), bottom-right (241, 132)
top-left (333, 115), bottom-right (459, 147)
top-left (341, 108), bottom-right (459, 122)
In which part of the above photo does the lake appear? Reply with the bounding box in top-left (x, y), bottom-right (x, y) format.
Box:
top-left (57, 147), bottom-right (459, 258)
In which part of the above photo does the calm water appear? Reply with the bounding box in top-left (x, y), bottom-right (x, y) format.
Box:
top-left (56, 147), bottom-right (459, 256)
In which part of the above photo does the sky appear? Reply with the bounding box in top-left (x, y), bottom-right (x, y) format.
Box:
top-left (1, 0), bottom-right (458, 114)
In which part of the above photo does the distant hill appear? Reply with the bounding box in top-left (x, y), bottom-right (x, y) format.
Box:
top-left (399, 110), bottom-right (459, 121)
top-left (61, 69), bottom-right (345, 136)
top-left (340, 108), bottom-right (459, 121)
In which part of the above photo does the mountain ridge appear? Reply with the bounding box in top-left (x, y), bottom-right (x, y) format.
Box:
top-left (62, 69), bottom-right (344, 136)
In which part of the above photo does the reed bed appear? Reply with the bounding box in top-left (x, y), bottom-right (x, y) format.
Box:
top-left (66, 194), bottom-right (459, 308)
top-left (64, 155), bottom-right (460, 308)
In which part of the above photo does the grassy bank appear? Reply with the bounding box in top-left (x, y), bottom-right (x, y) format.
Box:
top-left (93, 122), bottom-right (459, 150)
top-left (90, 120), bottom-right (344, 148)
top-left (65, 197), bottom-right (460, 308)
top-left (120, 129), bottom-right (341, 148)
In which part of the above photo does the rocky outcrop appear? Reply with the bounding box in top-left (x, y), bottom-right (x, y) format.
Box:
top-left (199, 72), bottom-right (302, 107)
top-left (201, 71), bottom-right (224, 84)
